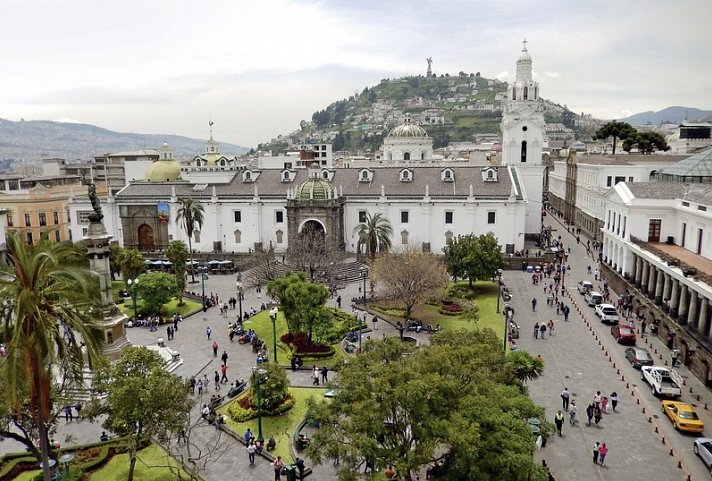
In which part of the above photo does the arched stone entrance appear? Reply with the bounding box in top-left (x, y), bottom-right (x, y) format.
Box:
top-left (138, 224), bottom-right (155, 251)
top-left (300, 219), bottom-right (326, 235)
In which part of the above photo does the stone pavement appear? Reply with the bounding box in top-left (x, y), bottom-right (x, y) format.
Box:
top-left (515, 211), bottom-right (711, 481)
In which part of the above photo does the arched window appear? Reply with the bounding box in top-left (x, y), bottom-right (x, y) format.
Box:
top-left (323, 171), bottom-right (329, 179)
top-left (220, 159), bottom-right (226, 166)
top-left (404, 152), bottom-right (411, 161)
top-left (401, 230), bottom-right (409, 245)
top-left (523, 86), bottom-right (528, 100)
top-left (487, 170), bottom-right (494, 180)
top-left (234, 229), bottom-right (242, 243)
top-left (362, 170), bottom-right (369, 180)
top-left (276, 230), bottom-right (284, 244)
top-left (245, 172), bottom-right (252, 180)
top-left (521, 141), bottom-right (527, 162)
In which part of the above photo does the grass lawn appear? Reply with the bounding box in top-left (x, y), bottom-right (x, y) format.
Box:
top-left (13, 445), bottom-right (185, 481)
top-left (113, 280), bottom-right (202, 318)
top-left (218, 387), bottom-right (327, 463)
top-left (244, 311), bottom-right (346, 369)
top-left (373, 280), bottom-right (504, 339)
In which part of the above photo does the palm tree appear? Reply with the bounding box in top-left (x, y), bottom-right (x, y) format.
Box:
top-left (176, 197), bottom-right (205, 283)
top-left (353, 212), bottom-right (393, 263)
top-left (0, 234), bottom-right (102, 481)
top-left (116, 248), bottom-right (146, 285)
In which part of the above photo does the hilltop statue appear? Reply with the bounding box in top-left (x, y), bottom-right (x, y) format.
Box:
top-left (83, 176), bottom-right (104, 222)
top-left (426, 57), bottom-right (433, 77)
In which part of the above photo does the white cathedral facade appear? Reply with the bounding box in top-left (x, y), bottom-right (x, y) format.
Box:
top-left (72, 44), bottom-right (545, 256)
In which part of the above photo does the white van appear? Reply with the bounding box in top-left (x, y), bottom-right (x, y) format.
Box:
top-left (585, 291), bottom-right (603, 306)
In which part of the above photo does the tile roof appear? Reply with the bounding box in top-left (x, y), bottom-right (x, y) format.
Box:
top-left (117, 166), bottom-right (518, 201)
top-left (575, 154), bottom-right (684, 166)
top-left (627, 182), bottom-right (712, 206)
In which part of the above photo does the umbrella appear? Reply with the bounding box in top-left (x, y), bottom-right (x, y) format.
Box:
top-left (208, 260), bottom-right (221, 265)
top-left (219, 260), bottom-right (233, 265)
top-left (186, 260), bottom-right (199, 265)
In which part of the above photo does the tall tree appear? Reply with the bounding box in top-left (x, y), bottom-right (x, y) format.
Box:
top-left (137, 271), bottom-right (178, 316)
top-left (267, 271), bottom-right (330, 336)
top-left (0, 234), bottom-right (103, 481)
top-left (372, 246), bottom-right (449, 318)
top-left (165, 240), bottom-right (189, 304)
top-left (176, 197), bottom-right (205, 284)
top-left (116, 248), bottom-right (146, 285)
top-left (623, 131), bottom-right (670, 154)
top-left (286, 225), bottom-right (339, 282)
top-left (442, 233), bottom-right (506, 288)
top-left (593, 120), bottom-right (636, 154)
top-left (88, 347), bottom-right (194, 481)
top-left (305, 330), bottom-right (548, 481)
top-left (353, 212), bottom-right (393, 263)
top-left (108, 242), bottom-right (123, 280)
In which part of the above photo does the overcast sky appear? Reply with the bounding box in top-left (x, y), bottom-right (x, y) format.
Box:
top-left (1, 0), bottom-right (710, 148)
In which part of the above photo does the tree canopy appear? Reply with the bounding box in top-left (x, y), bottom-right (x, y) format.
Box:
top-left (305, 330), bottom-right (548, 481)
top-left (442, 233), bottom-right (506, 287)
top-left (622, 130), bottom-right (670, 154)
top-left (89, 346), bottom-right (193, 481)
top-left (372, 246), bottom-right (449, 318)
top-left (165, 240), bottom-right (189, 303)
top-left (137, 271), bottom-right (178, 316)
top-left (266, 271), bottom-right (331, 337)
top-left (117, 248), bottom-right (146, 284)
top-left (593, 120), bottom-right (637, 155)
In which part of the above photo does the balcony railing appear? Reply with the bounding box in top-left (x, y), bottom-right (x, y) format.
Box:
top-left (630, 236), bottom-right (710, 287)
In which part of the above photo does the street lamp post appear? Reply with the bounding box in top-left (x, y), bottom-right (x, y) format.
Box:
top-left (127, 278), bottom-right (139, 318)
top-left (251, 367), bottom-right (268, 443)
top-left (200, 267), bottom-right (207, 311)
top-left (236, 281), bottom-right (244, 321)
top-left (496, 269), bottom-right (503, 314)
top-left (269, 307), bottom-right (279, 364)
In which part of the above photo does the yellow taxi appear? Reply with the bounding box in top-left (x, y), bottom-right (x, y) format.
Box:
top-left (662, 401), bottom-right (704, 433)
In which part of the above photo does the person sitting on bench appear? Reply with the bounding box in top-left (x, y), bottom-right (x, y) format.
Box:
top-left (267, 435), bottom-right (276, 451)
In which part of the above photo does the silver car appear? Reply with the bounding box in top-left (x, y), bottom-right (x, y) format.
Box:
top-left (694, 437), bottom-right (712, 474)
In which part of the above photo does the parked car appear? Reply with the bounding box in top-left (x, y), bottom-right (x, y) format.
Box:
top-left (625, 347), bottom-right (654, 368)
top-left (585, 290), bottom-right (603, 306)
top-left (662, 401), bottom-right (704, 433)
top-left (641, 366), bottom-right (683, 397)
top-left (693, 437), bottom-right (712, 474)
top-left (611, 324), bottom-right (636, 344)
top-left (577, 280), bottom-right (594, 294)
top-left (595, 303), bottom-right (619, 324)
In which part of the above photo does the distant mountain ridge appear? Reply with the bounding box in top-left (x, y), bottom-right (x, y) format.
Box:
top-left (0, 118), bottom-right (249, 168)
top-left (620, 106), bottom-right (712, 126)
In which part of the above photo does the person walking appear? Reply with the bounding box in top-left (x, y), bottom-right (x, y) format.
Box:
top-left (272, 456), bottom-right (284, 481)
top-left (533, 322), bottom-right (539, 339)
top-left (532, 298), bottom-right (538, 312)
top-left (594, 405), bottom-right (602, 426)
top-left (554, 411), bottom-right (564, 436)
top-left (206, 326), bottom-right (212, 340)
top-left (190, 377), bottom-right (196, 395)
top-left (561, 387), bottom-right (570, 410)
top-left (372, 315), bottom-right (378, 330)
top-left (610, 392), bottom-right (618, 411)
top-left (295, 458), bottom-right (306, 480)
top-left (569, 400), bottom-right (577, 424)
top-left (539, 323), bottom-right (547, 339)
top-left (598, 443), bottom-right (608, 466)
top-left (593, 442), bottom-right (600, 464)
top-left (246, 440), bottom-right (257, 465)
top-left (221, 350), bottom-right (229, 366)
top-left (220, 363), bottom-right (228, 383)
top-left (672, 348), bottom-right (680, 367)
top-left (197, 378), bottom-right (204, 395)
top-left (214, 371), bottom-right (221, 391)
top-left (586, 403), bottom-right (594, 426)
top-left (212, 341), bottom-right (219, 357)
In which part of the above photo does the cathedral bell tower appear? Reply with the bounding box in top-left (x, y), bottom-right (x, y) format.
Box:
top-left (501, 39), bottom-right (545, 236)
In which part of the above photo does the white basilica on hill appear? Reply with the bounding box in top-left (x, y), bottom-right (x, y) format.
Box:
top-left (77, 43), bottom-right (545, 256)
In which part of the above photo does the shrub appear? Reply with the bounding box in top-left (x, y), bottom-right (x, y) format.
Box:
top-left (447, 283), bottom-right (478, 300)
top-left (228, 393), bottom-right (295, 422)
top-left (439, 301), bottom-right (464, 315)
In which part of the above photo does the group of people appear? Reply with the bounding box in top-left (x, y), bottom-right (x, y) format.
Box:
top-left (533, 320), bottom-right (556, 339)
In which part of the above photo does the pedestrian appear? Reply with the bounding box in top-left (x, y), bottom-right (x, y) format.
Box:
top-left (548, 319), bottom-right (555, 336)
top-left (206, 326), bottom-right (212, 340)
top-left (247, 439), bottom-right (256, 465)
top-left (569, 400), bottom-right (577, 424)
top-left (554, 410), bottom-right (564, 436)
top-left (64, 406), bottom-right (73, 422)
top-left (173, 314), bottom-right (180, 331)
top-left (75, 401), bottom-right (82, 420)
top-left (601, 396), bottom-right (609, 414)
top-left (586, 403), bottom-right (594, 426)
top-left (593, 441), bottom-right (600, 464)
top-left (321, 366), bottom-right (328, 384)
top-left (203, 374), bottom-right (210, 392)
top-left (272, 456), bottom-right (284, 481)
top-left (336, 295), bottom-right (342, 309)
top-left (197, 378), bottom-right (204, 395)
top-left (166, 325), bottom-right (172, 340)
top-left (641, 320), bottom-right (647, 337)
top-left (190, 377), bottom-right (196, 395)
top-left (533, 323), bottom-right (539, 339)
top-left (610, 392), bottom-right (618, 411)
top-left (598, 442), bottom-right (608, 465)
top-left (594, 405), bottom-right (602, 426)
top-left (214, 371), bottom-right (221, 390)
top-left (372, 315), bottom-right (378, 330)
top-left (532, 298), bottom-right (537, 311)
top-left (672, 347), bottom-right (680, 367)
top-left (539, 323), bottom-right (547, 339)
top-left (561, 387), bottom-right (570, 410)
top-left (312, 365), bottom-right (320, 386)
top-left (212, 341), bottom-right (219, 357)
top-left (220, 363), bottom-right (228, 383)
top-left (221, 350), bottom-right (229, 366)
top-left (295, 457), bottom-right (306, 480)
top-left (594, 391), bottom-right (602, 408)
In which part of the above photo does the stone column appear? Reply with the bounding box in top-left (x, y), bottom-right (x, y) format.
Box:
top-left (635, 257), bottom-right (643, 287)
top-left (662, 274), bottom-right (672, 310)
top-left (640, 262), bottom-right (650, 294)
top-left (688, 291), bottom-right (699, 328)
top-left (647, 266), bottom-right (657, 299)
top-left (678, 285), bottom-right (689, 324)
top-left (629, 254), bottom-right (638, 281)
top-left (669, 279), bottom-right (680, 317)
top-left (699, 298), bottom-right (710, 337)
top-left (654, 269), bottom-right (665, 305)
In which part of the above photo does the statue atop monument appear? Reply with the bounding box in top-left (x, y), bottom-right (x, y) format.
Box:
top-left (83, 175), bottom-right (104, 222)
top-left (426, 57), bottom-right (433, 78)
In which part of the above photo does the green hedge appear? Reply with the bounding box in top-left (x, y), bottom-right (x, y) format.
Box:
top-left (294, 346), bottom-right (336, 358)
top-left (227, 394), bottom-right (295, 423)
top-left (0, 455), bottom-right (36, 481)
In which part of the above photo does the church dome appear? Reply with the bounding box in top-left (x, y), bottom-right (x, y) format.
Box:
top-left (388, 114), bottom-right (428, 138)
top-left (296, 176), bottom-right (332, 201)
top-left (145, 142), bottom-right (181, 182)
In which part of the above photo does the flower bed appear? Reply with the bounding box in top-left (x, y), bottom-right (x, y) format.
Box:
top-left (227, 392), bottom-right (296, 422)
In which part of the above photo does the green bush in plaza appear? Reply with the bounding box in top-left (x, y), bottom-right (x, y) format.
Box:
top-left (227, 363), bottom-right (294, 423)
